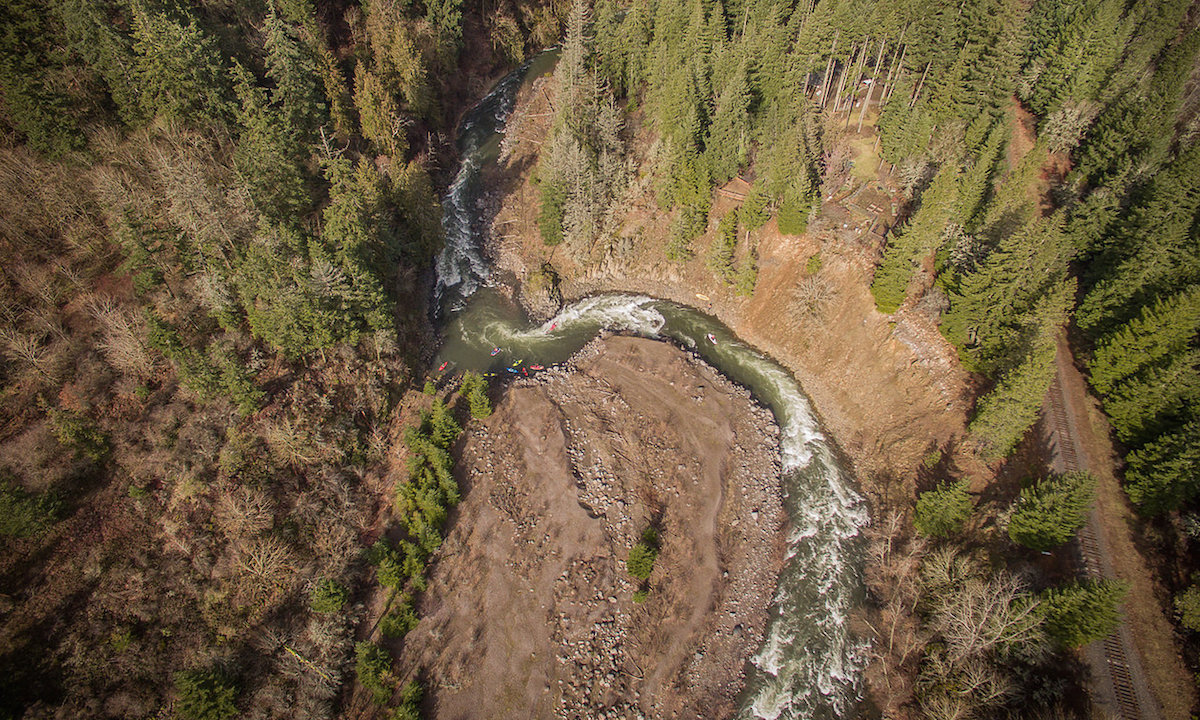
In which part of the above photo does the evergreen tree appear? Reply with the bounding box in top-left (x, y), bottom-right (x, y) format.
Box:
top-left (913, 480), bottom-right (973, 538)
top-left (704, 63), bottom-right (751, 185)
top-left (0, 0), bottom-right (86, 157)
top-left (52, 0), bottom-right (144, 126)
top-left (536, 0), bottom-right (626, 255)
top-left (354, 62), bottom-right (408, 158)
top-left (428, 399), bottom-right (460, 450)
top-left (130, 6), bottom-right (231, 126)
top-left (173, 669), bottom-right (238, 720)
top-left (1074, 29), bottom-right (1198, 192)
top-left (1076, 141), bottom-right (1200, 336)
top-left (1021, 0), bottom-right (1130, 116)
top-left (232, 65), bottom-right (310, 221)
top-left (1037, 579), bottom-right (1128, 649)
top-left (461, 372), bottom-right (492, 419)
top-left (708, 209), bottom-right (739, 283)
top-left (1008, 471), bottom-right (1096, 551)
top-left (872, 163), bottom-right (960, 313)
top-left (262, 8), bottom-right (326, 145)
top-left (1124, 420), bottom-right (1200, 515)
top-left (1101, 352), bottom-right (1199, 446)
top-left (968, 334), bottom-right (1058, 459)
top-left (426, 0), bottom-right (464, 64)
top-left (776, 172), bottom-right (816, 237)
top-left (941, 215), bottom-right (1074, 374)
top-left (318, 152), bottom-right (395, 335)
top-left (954, 122), bottom-right (1007, 234)
top-left (1089, 286), bottom-right (1200, 395)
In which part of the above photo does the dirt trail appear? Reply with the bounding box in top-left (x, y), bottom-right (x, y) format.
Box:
top-left (1045, 336), bottom-right (1192, 719)
top-left (400, 337), bottom-right (785, 719)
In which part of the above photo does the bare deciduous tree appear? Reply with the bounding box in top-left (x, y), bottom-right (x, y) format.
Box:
top-left (790, 275), bottom-right (836, 320)
top-left (88, 298), bottom-right (155, 378)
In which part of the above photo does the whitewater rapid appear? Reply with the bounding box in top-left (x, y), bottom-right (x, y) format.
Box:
top-left (431, 54), bottom-right (869, 720)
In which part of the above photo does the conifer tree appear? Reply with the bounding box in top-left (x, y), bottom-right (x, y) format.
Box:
top-left (954, 122), bottom-right (1007, 234)
top-left (968, 335), bottom-right (1058, 459)
top-left (263, 8), bottom-right (326, 145)
top-left (1124, 421), bottom-right (1200, 515)
top-left (0, 0), bottom-right (86, 157)
top-left (941, 215), bottom-right (1074, 374)
top-left (130, 6), bottom-right (231, 126)
top-left (318, 152), bottom-right (394, 335)
top-left (1089, 286), bottom-right (1200, 396)
top-left (913, 480), bottom-right (973, 538)
top-left (354, 62), bottom-right (408, 158)
top-left (872, 163), bottom-right (960, 313)
top-left (1037, 579), bottom-right (1128, 649)
top-left (1008, 471), bottom-right (1096, 551)
top-left (232, 66), bottom-right (310, 221)
top-left (1101, 352), bottom-right (1200, 446)
top-left (704, 65), bottom-right (751, 185)
top-left (1076, 141), bottom-right (1200, 336)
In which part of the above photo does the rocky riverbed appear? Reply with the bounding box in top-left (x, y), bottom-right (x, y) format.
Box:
top-left (398, 335), bottom-right (785, 719)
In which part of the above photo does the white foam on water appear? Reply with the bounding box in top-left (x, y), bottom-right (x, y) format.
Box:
top-left (432, 45), bottom-right (868, 716)
top-left (540, 295), bottom-right (667, 336)
top-left (728, 343), bottom-right (869, 720)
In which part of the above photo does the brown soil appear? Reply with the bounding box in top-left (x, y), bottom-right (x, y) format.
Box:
top-left (473, 71), bottom-right (1197, 719)
top-left (400, 336), bottom-right (785, 719)
top-left (1054, 340), bottom-right (1197, 719)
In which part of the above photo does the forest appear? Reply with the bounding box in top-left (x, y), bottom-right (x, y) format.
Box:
top-left (1, 0), bottom-right (1198, 718)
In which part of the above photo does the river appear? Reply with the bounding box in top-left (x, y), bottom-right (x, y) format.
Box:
top-left (430, 53), bottom-right (869, 720)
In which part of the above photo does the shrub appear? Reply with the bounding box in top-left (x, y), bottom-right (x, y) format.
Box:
top-left (174, 669), bottom-right (238, 720)
top-left (913, 481), bottom-right (973, 538)
top-left (627, 527), bottom-right (659, 580)
top-left (368, 540), bottom-right (406, 589)
top-left (805, 253), bottom-right (822, 275)
top-left (310, 578), bottom-right (349, 613)
top-left (0, 480), bottom-right (60, 537)
top-left (1175, 585), bottom-right (1200, 631)
top-left (423, 380), bottom-right (436, 395)
top-left (380, 594), bottom-right (419, 638)
top-left (355, 641), bottom-right (393, 705)
top-left (632, 589), bottom-right (649, 603)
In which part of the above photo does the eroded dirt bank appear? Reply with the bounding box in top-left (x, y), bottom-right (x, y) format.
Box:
top-left (399, 336), bottom-right (784, 719)
top-left (487, 73), bottom-right (976, 493)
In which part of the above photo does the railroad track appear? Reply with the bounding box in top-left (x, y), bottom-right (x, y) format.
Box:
top-left (1044, 370), bottom-right (1161, 720)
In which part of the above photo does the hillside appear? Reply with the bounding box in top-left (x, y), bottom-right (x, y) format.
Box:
top-left (3, 0), bottom-right (1200, 719)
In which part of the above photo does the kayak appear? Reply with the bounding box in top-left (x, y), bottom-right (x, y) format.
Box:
top-left (490, 347), bottom-right (501, 356)
top-left (530, 364), bottom-right (544, 371)
top-left (511, 359), bottom-right (523, 367)
top-left (706, 333), bottom-right (717, 345)
top-left (506, 367), bottom-right (519, 374)
top-left (437, 361), bottom-right (449, 371)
